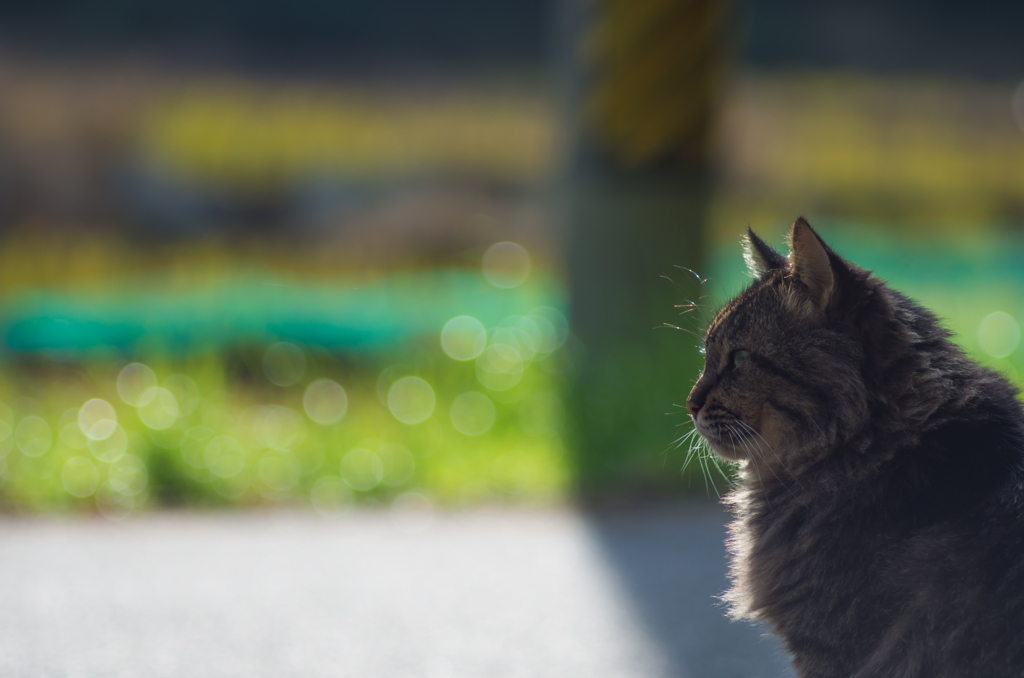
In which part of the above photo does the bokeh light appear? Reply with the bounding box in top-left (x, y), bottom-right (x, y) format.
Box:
top-left (390, 491), bottom-right (435, 532)
top-left (388, 376), bottom-right (436, 424)
top-left (0, 403), bottom-right (13, 456)
top-left (60, 408), bottom-right (88, 450)
top-left (978, 311), bottom-right (1020, 358)
top-left (482, 241), bottom-right (531, 288)
top-left (78, 399), bottom-right (118, 440)
top-left (88, 424), bottom-right (128, 463)
top-left (310, 475), bottom-right (353, 515)
top-left (0, 9), bottom-right (1017, 523)
top-left (212, 469), bottom-right (251, 499)
top-left (109, 454), bottom-right (148, 496)
top-left (258, 452), bottom-right (301, 491)
top-left (206, 436), bottom-right (247, 474)
top-left (376, 365), bottom-right (406, 405)
top-left (495, 316), bottom-right (539, 361)
top-left (164, 374), bottom-right (201, 415)
top-left (263, 342), bottom-right (307, 386)
top-left (450, 392), bottom-right (496, 436)
top-left (440, 315), bottom-right (487, 360)
top-left (138, 388), bottom-right (179, 429)
top-left (475, 344), bottom-right (524, 391)
top-left (149, 424), bottom-right (185, 450)
top-left (378, 443), bottom-right (415, 486)
top-left (16, 416), bottom-right (52, 457)
top-left (240, 404), bottom-right (304, 450)
top-left (0, 38), bottom-right (578, 514)
top-left (96, 481), bottom-right (135, 520)
top-left (117, 363), bottom-right (158, 406)
top-left (529, 307), bottom-right (569, 353)
top-left (341, 447), bottom-right (384, 490)
top-left (61, 457), bottom-right (99, 498)
top-left (212, 454), bottom-right (246, 479)
top-left (181, 426), bottom-right (215, 468)
top-left (303, 379), bottom-right (348, 424)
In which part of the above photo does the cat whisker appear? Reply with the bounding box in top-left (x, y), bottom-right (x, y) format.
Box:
top-left (737, 426), bottom-right (806, 503)
top-left (728, 423), bottom-right (762, 466)
top-left (674, 421), bottom-right (737, 496)
top-left (727, 424), bottom-right (774, 514)
top-left (728, 421), bottom-right (796, 506)
top-left (672, 265), bottom-right (707, 286)
top-left (704, 425), bottom-right (734, 494)
top-left (689, 425), bottom-right (724, 498)
top-left (670, 429), bottom-right (701, 472)
top-left (661, 272), bottom-right (711, 321)
top-left (735, 419), bottom-right (805, 494)
top-left (692, 426), bottom-right (712, 497)
top-left (699, 447), bottom-right (717, 499)
top-left (658, 322), bottom-right (701, 339)
top-left (706, 447), bottom-right (734, 489)
top-left (689, 436), bottom-right (706, 479)
top-left (661, 270), bottom-right (719, 341)
top-left (674, 265), bottom-right (728, 309)
top-left (670, 425), bottom-right (700, 449)
top-left (676, 427), bottom-right (703, 481)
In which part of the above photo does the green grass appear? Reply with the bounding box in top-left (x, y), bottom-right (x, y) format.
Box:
top-left (0, 316), bottom-right (573, 517)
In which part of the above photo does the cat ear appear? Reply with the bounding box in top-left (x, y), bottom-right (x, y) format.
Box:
top-left (743, 227), bottom-right (787, 276)
top-left (788, 217), bottom-right (836, 307)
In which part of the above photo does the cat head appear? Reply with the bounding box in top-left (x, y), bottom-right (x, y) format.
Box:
top-left (687, 218), bottom-right (873, 467)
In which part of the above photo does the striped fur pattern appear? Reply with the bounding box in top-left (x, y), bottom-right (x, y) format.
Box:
top-left (687, 218), bottom-right (1024, 677)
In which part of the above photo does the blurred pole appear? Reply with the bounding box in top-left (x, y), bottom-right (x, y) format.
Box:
top-left (557, 0), bottom-right (733, 495)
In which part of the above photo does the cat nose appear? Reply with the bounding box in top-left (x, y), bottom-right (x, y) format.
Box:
top-left (686, 375), bottom-right (711, 417)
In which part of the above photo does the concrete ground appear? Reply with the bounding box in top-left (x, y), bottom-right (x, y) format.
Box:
top-left (0, 502), bottom-right (795, 678)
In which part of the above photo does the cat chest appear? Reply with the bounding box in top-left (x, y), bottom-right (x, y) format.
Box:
top-left (745, 510), bottom-right (907, 649)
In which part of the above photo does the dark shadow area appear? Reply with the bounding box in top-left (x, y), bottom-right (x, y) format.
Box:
top-left (586, 502), bottom-right (796, 678)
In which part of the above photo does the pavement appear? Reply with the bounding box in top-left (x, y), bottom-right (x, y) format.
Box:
top-left (0, 502), bottom-right (795, 678)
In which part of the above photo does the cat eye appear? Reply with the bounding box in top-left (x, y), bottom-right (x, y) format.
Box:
top-left (732, 350), bottom-right (750, 368)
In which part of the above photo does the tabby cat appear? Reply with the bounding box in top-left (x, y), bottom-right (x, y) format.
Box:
top-left (686, 218), bottom-right (1024, 677)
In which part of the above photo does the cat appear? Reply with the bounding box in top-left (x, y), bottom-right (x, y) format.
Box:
top-left (686, 218), bottom-right (1024, 677)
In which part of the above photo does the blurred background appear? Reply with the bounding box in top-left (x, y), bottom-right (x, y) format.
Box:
top-left (4, 2), bottom-right (1024, 676)
top-left (0, 0), bottom-right (1021, 517)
